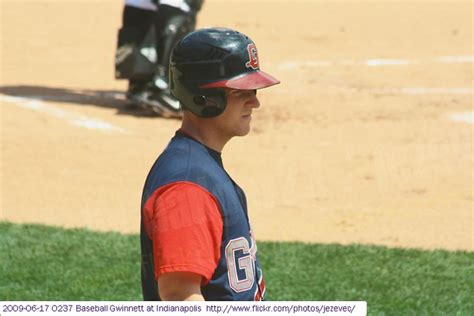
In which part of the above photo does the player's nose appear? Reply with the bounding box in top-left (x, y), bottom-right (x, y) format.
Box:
top-left (247, 90), bottom-right (260, 109)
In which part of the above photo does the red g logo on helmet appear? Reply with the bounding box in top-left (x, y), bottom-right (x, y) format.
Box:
top-left (245, 43), bottom-right (259, 70)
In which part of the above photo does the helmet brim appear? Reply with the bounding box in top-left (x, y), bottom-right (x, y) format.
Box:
top-left (199, 70), bottom-right (280, 90)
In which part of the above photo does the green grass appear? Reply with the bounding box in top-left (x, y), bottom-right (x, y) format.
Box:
top-left (1, 222), bottom-right (472, 315)
top-left (261, 242), bottom-right (473, 315)
top-left (0, 222), bottom-right (141, 300)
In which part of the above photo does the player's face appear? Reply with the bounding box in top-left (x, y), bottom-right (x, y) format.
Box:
top-left (214, 89), bottom-right (260, 137)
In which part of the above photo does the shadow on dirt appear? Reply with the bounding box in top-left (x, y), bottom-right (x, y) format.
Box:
top-left (0, 85), bottom-right (161, 118)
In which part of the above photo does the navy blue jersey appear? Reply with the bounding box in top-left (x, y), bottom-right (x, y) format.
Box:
top-left (140, 131), bottom-right (265, 300)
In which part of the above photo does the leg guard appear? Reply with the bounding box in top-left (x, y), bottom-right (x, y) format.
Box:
top-left (130, 2), bottom-right (201, 117)
top-left (149, 4), bottom-right (198, 92)
top-left (155, 5), bottom-right (197, 73)
top-left (186, 0), bottom-right (204, 12)
top-left (115, 6), bottom-right (157, 81)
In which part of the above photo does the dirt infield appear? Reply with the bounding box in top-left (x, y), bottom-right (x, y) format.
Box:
top-left (1, 0), bottom-right (472, 251)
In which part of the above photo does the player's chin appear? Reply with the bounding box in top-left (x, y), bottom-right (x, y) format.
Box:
top-left (234, 124), bottom-right (252, 137)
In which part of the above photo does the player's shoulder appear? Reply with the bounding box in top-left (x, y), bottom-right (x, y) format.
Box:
top-left (160, 181), bottom-right (220, 208)
top-left (147, 139), bottom-right (212, 188)
top-left (159, 134), bottom-right (207, 160)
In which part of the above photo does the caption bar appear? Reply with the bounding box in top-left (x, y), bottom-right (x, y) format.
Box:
top-left (0, 301), bottom-right (366, 316)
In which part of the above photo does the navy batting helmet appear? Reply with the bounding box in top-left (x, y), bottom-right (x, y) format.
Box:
top-left (169, 27), bottom-right (280, 118)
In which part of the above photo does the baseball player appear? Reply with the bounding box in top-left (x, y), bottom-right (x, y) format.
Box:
top-left (115, 0), bottom-right (204, 117)
top-left (140, 27), bottom-right (280, 300)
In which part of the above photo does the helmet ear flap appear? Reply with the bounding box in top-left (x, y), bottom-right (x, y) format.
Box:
top-left (170, 65), bottom-right (227, 118)
top-left (191, 89), bottom-right (227, 118)
top-left (193, 95), bottom-right (206, 106)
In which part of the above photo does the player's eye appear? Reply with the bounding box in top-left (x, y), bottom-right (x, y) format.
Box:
top-left (226, 89), bottom-right (257, 99)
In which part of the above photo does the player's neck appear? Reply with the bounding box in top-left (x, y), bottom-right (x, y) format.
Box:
top-left (180, 117), bottom-right (230, 153)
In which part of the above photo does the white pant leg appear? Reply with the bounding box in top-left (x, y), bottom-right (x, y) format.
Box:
top-left (159, 0), bottom-right (191, 13)
top-left (124, 0), bottom-right (157, 11)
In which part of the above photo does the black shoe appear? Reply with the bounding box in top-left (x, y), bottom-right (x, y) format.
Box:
top-left (126, 74), bottom-right (182, 118)
top-left (125, 82), bottom-right (150, 106)
top-left (141, 89), bottom-right (182, 118)
top-left (139, 71), bottom-right (182, 118)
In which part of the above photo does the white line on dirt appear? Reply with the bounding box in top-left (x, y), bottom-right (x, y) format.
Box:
top-left (368, 87), bottom-right (473, 95)
top-left (0, 95), bottom-right (126, 133)
top-left (435, 55), bottom-right (474, 63)
top-left (276, 55), bottom-right (474, 70)
top-left (450, 112), bottom-right (474, 124)
top-left (365, 59), bottom-right (413, 66)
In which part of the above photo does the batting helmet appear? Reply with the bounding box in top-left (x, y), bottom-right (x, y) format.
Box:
top-left (169, 27), bottom-right (280, 118)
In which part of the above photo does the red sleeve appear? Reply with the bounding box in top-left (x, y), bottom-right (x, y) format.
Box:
top-left (143, 181), bottom-right (223, 285)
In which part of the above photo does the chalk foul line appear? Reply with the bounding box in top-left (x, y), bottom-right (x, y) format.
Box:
top-left (276, 55), bottom-right (474, 70)
top-left (449, 112), bottom-right (474, 124)
top-left (367, 87), bottom-right (473, 95)
top-left (0, 95), bottom-right (126, 133)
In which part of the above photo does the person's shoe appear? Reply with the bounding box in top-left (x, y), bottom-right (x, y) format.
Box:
top-left (139, 71), bottom-right (182, 118)
top-left (126, 73), bottom-right (182, 118)
top-left (125, 81), bottom-right (150, 106)
top-left (141, 89), bottom-right (182, 118)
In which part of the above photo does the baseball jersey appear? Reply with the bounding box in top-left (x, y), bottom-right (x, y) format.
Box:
top-left (140, 130), bottom-right (266, 301)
